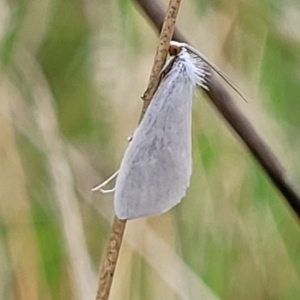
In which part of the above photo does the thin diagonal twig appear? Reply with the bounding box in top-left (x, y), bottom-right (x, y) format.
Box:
top-left (135, 0), bottom-right (300, 220)
top-left (140, 0), bottom-right (182, 119)
top-left (95, 1), bottom-right (182, 299)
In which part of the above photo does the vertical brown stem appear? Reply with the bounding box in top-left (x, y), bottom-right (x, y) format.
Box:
top-left (96, 217), bottom-right (126, 300)
top-left (95, 0), bottom-right (182, 299)
top-left (140, 0), bottom-right (182, 120)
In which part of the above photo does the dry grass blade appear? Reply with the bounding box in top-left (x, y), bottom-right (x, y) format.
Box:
top-left (0, 83), bottom-right (40, 300)
top-left (14, 51), bottom-right (98, 299)
top-left (95, 0), bottom-right (182, 299)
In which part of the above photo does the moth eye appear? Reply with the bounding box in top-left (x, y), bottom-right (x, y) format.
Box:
top-left (169, 45), bottom-right (180, 56)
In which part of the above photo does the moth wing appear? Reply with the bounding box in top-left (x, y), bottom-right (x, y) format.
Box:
top-left (114, 72), bottom-right (193, 219)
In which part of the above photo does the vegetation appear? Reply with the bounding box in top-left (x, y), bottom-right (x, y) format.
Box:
top-left (1, 0), bottom-right (300, 299)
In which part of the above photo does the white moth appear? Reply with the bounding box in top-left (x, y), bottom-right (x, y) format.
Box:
top-left (93, 45), bottom-right (209, 219)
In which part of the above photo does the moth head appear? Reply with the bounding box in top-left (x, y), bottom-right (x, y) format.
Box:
top-left (169, 44), bottom-right (181, 56)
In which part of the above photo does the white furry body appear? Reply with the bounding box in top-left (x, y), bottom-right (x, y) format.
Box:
top-left (114, 49), bottom-right (208, 219)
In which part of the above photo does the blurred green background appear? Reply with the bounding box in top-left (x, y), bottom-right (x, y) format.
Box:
top-left (1, 0), bottom-right (300, 299)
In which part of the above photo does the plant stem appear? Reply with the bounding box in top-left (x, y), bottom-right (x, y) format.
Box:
top-left (95, 0), bottom-right (182, 299)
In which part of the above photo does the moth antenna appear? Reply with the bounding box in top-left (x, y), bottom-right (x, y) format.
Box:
top-left (92, 169), bottom-right (119, 192)
top-left (170, 41), bottom-right (249, 103)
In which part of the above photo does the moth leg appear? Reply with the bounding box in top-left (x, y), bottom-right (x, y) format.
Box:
top-left (98, 187), bottom-right (116, 194)
top-left (92, 169), bottom-right (119, 192)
